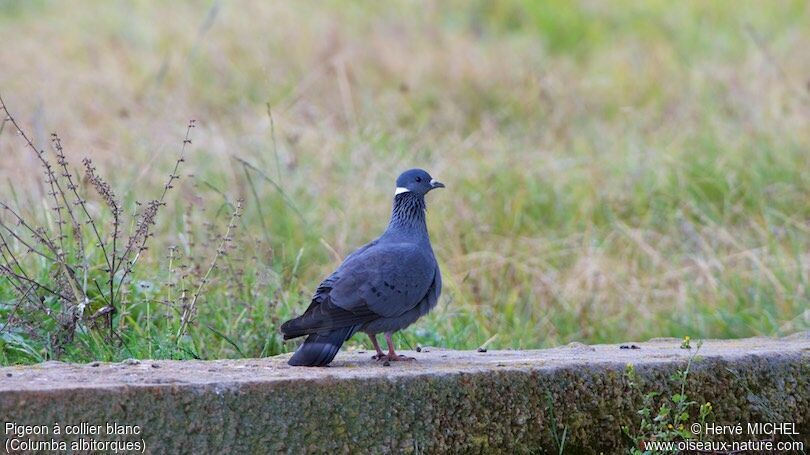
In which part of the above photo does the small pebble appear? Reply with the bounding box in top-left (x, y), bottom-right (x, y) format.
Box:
top-left (415, 346), bottom-right (422, 353)
top-left (6, 373), bottom-right (11, 377)
top-left (382, 361), bottom-right (391, 367)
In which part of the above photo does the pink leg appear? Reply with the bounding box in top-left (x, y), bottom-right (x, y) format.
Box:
top-left (384, 332), bottom-right (415, 361)
top-left (369, 334), bottom-right (385, 359)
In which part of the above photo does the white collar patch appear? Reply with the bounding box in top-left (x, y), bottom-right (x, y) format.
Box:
top-left (394, 187), bottom-right (410, 195)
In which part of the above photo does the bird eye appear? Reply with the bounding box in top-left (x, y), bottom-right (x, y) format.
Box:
top-left (415, 177), bottom-right (422, 182)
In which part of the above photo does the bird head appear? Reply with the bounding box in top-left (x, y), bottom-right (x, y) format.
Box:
top-left (394, 168), bottom-right (445, 196)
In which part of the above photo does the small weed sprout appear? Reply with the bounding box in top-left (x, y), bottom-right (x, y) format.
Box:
top-left (622, 340), bottom-right (713, 454)
top-left (545, 391), bottom-right (568, 455)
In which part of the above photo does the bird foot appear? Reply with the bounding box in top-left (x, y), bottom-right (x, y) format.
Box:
top-left (375, 354), bottom-right (415, 362)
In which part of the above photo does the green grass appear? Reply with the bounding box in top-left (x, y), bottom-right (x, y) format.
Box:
top-left (0, 0), bottom-right (808, 364)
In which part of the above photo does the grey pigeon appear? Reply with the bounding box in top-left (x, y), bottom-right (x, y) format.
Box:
top-left (280, 169), bottom-right (444, 366)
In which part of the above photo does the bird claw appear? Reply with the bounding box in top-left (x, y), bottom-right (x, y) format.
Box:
top-left (375, 354), bottom-right (415, 362)
top-left (392, 355), bottom-right (415, 361)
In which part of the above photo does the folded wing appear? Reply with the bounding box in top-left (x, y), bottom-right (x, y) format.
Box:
top-left (280, 242), bottom-right (436, 338)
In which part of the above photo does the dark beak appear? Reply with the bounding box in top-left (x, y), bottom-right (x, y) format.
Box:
top-left (429, 178), bottom-right (445, 190)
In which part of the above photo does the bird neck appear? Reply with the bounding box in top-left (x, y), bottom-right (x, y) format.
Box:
top-left (385, 192), bottom-right (428, 238)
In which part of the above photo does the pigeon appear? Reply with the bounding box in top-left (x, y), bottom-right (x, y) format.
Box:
top-left (280, 168), bottom-right (444, 366)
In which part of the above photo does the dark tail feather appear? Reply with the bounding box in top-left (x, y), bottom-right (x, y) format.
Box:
top-left (287, 325), bottom-right (359, 367)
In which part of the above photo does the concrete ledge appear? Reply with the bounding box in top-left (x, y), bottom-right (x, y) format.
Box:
top-left (1, 334), bottom-right (808, 453)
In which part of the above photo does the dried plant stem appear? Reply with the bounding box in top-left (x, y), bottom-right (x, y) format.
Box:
top-left (0, 208), bottom-right (84, 307)
top-left (1, 98), bottom-right (114, 318)
top-left (116, 121), bottom-right (193, 277)
top-left (0, 262), bottom-right (71, 303)
top-left (0, 96), bottom-right (67, 254)
top-left (0, 95), bottom-right (195, 355)
top-left (0, 215), bottom-right (55, 262)
top-left (51, 134), bottom-right (90, 313)
top-left (176, 199), bottom-right (242, 340)
top-left (82, 158), bottom-right (121, 338)
top-left (50, 134), bottom-right (85, 259)
top-left (0, 233), bottom-right (51, 333)
top-left (0, 96), bottom-right (88, 309)
top-left (114, 120), bottom-right (194, 304)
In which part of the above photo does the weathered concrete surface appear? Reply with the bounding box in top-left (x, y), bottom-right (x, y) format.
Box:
top-left (1, 334), bottom-right (808, 453)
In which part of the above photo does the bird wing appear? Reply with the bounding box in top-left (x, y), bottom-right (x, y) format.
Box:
top-left (329, 242), bottom-right (436, 318)
top-left (310, 240), bottom-right (378, 305)
top-left (280, 241), bottom-right (436, 338)
top-left (426, 262), bottom-right (442, 308)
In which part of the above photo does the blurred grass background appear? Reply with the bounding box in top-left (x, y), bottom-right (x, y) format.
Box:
top-left (0, 0), bottom-right (808, 363)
